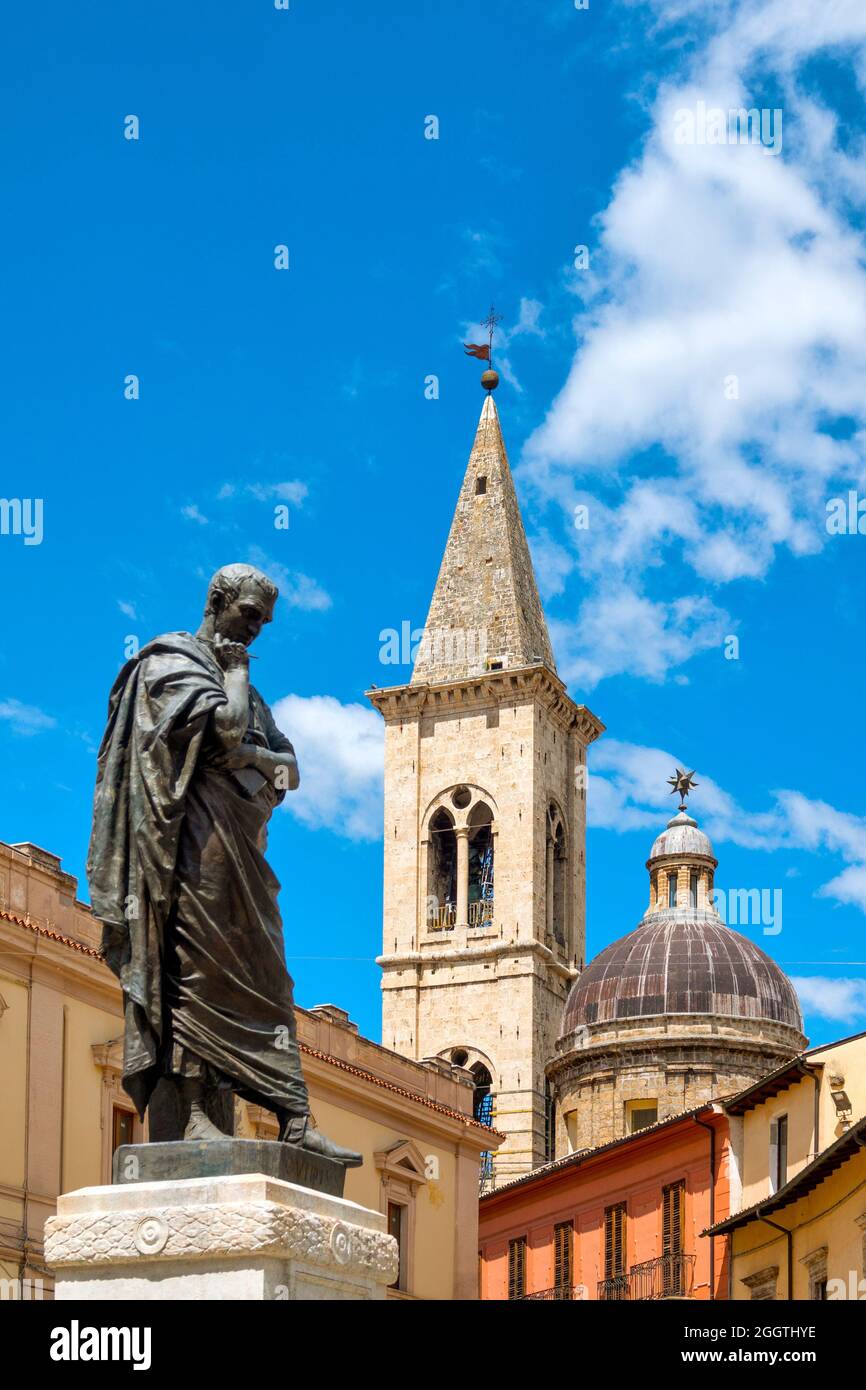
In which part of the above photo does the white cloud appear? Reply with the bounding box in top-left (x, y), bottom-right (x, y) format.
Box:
top-left (245, 480), bottom-right (308, 506)
top-left (281, 573), bottom-right (332, 612)
top-left (117, 600), bottom-right (137, 620)
top-left (551, 585), bottom-right (729, 688)
top-left (521, 0), bottom-right (866, 682)
top-left (590, 738), bottom-right (866, 910)
top-left (0, 699), bottom-right (57, 736)
top-left (247, 547), bottom-right (332, 612)
top-left (271, 694), bottom-right (384, 841)
top-left (790, 976), bottom-right (866, 1025)
top-left (181, 504), bottom-right (208, 525)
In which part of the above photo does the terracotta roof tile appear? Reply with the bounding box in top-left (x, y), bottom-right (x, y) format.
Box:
top-left (0, 907), bottom-right (104, 959)
top-left (300, 1042), bottom-right (504, 1138)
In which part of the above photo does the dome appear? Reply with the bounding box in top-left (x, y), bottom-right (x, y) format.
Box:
top-left (648, 810), bottom-right (715, 864)
top-left (562, 917), bottom-right (803, 1035)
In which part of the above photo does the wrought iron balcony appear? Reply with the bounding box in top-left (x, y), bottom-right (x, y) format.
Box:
top-left (520, 1285), bottom-right (577, 1301)
top-left (598, 1253), bottom-right (695, 1301)
top-left (597, 1273), bottom-right (630, 1301)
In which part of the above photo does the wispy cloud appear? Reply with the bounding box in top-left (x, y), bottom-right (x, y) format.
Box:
top-left (590, 738), bottom-right (866, 912)
top-left (247, 547), bottom-right (332, 612)
top-left (521, 0), bottom-right (866, 683)
top-left (181, 504), bottom-right (208, 525)
top-left (248, 481), bottom-right (307, 505)
top-left (790, 976), bottom-right (866, 1025)
top-left (117, 599), bottom-right (137, 620)
top-left (219, 480), bottom-right (309, 506)
top-left (271, 694), bottom-right (383, 841)
top-left (0, 698), bottom-right (57, 736)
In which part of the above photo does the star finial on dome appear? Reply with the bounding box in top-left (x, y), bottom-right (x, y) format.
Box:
top-left (667, 767), bottom-right (698, 811)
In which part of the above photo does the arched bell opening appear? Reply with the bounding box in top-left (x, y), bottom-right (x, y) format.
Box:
top-left (470, 1061), bottom-right (494, 1125)
top-left (467, 802), bottom-right (494, 927)
top-left (427, 808), bottom-right (457, 929)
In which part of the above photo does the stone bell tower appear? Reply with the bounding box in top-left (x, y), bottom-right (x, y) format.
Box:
top-left (367, 386), bottom-right (604, 1184)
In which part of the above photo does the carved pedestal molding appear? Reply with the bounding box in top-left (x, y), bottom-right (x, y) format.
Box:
top-left (45, 1173), bottom-right (398, 1301)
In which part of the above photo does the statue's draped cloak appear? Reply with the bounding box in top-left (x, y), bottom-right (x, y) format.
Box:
top-left (87, 631), bottom-right (307, 1120)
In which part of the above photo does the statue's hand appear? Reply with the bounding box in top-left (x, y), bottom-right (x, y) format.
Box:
top-left (214, 637), bottom-right (250, 673)
top-left (211, 745), bottom-right (259, 771)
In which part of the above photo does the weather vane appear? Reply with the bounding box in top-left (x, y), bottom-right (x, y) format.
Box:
top-left (464, 304), bottom-right (503, 392)
top-left (667, 767), bottom-right (699, 811)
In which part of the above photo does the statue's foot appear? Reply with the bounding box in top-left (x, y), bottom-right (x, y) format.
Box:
top-left (279, 1113), bottom-right (363, 1167)
top-left (183, 1101), bottom-right (226, 1142)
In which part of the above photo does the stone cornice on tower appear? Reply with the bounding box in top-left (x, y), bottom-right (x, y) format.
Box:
top-left (410, 394), bottom-right (556, 684)
top-left (367, 663), bottom-right (605, 744)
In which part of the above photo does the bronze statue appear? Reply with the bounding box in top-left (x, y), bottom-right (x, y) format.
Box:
top-left (87, 563), bottom-right (360, 1167)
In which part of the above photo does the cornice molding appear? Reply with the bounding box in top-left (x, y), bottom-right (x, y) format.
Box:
top-left (366, 665), bottom-right (605, 744)
top-left (379, 936), bottom-right (578, 982)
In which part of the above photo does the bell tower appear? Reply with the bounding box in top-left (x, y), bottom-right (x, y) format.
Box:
top-left (367, 386), bottom-right (604, 1184)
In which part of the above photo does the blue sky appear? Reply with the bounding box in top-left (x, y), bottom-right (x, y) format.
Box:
top-left (2, 0), bottom-right (866, 1048)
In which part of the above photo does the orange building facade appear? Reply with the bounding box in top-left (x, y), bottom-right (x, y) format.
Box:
top-left (478, 1105), bottom-right (731, 1301)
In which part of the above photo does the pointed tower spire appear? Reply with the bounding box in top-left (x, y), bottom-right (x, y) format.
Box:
top-left (411, 394), bottom-right (556, 684)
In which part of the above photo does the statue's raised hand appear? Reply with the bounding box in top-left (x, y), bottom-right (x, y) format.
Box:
top-left (214, 637), bottom-right (249, 674)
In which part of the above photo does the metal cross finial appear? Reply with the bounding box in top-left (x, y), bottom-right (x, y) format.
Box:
top-left (667, 767), bottom-right (699, 811)
top-left (482, 304), bottom-right (503, 363)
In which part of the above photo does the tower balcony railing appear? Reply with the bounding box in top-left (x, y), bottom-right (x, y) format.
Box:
top-left (427, 904), bottom-right (456, 930)
top-left (598, 1253), bottom-right (695, 1301)
top-left (468, 899), bottom-right (494, 927)
top-left (425, 901), bottom-right (494, 931)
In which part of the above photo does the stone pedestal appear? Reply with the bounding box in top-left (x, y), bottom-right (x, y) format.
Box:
top-left (45, 1173), bottom-right (398, 1301)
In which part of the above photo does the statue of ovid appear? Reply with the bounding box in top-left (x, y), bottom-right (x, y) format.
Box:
top-left (87, 562), bottom-right (360, 1167)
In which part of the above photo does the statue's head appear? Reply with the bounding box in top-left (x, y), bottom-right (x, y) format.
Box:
top-left (203, 563), bottom-right (278, 647)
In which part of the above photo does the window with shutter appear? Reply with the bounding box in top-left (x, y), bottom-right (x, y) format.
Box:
top-left (662, 1180), bottom-right (684, 1256)
top-left (554, 1220), bottom-right (573, 1295)
top-left (662, 1180), bottom-right (686, 1297)
top-left (604, 1203), bottom-right (627, 1279)
top-left (508, 1236), bottom-right (527, 1300)
top-left (769, 1115), bottom-right (788, 1194)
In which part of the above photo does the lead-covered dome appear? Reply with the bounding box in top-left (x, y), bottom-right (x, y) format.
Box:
top-left (648, 809), bottom-right (715, 864)
top-left (562, 916), bottom-right (803, 1034)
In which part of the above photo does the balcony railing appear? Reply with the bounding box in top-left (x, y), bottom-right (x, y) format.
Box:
top-left (598, 1253), bottom-right (695, 1301)
top-left (597, 1274), bottom-right (630, 1301)
top-left (468, 899), bottom-right (494, 927)
top-left (427, 904), bottom-right (456, 930)
top-left (426, 900), bottom-right (494, 930)
top-left (520, 1285), bottom-right (578, 1301)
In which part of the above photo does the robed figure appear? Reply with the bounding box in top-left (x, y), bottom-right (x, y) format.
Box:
top-left (87, 563), bottom-right (359, 1165)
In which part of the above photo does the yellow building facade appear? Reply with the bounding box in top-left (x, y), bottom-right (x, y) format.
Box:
top-left (709, 1031), bottom-right (866, 1299)
top-left (0, 839), bottom-right (498, 1301)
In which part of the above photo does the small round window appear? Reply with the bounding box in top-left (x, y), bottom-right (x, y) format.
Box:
top-left (451, 786), bottom-right (472, 809)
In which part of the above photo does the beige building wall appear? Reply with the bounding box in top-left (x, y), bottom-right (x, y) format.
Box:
top-left (729, 1147), bottom-right (866, 1300)
top-left (739, 1031), bottom-right (866, 1208)
top-left (0, 842), bottom-right (126, 1297)
top-left (0, 840), bottom-right (496, 1301)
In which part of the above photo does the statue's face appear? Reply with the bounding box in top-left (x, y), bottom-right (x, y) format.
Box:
top-left (213, 585), bottom-right (274, 647)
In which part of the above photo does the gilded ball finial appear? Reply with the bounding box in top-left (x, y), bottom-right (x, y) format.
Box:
top-left (481, 368), bottom-right (499, 392)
